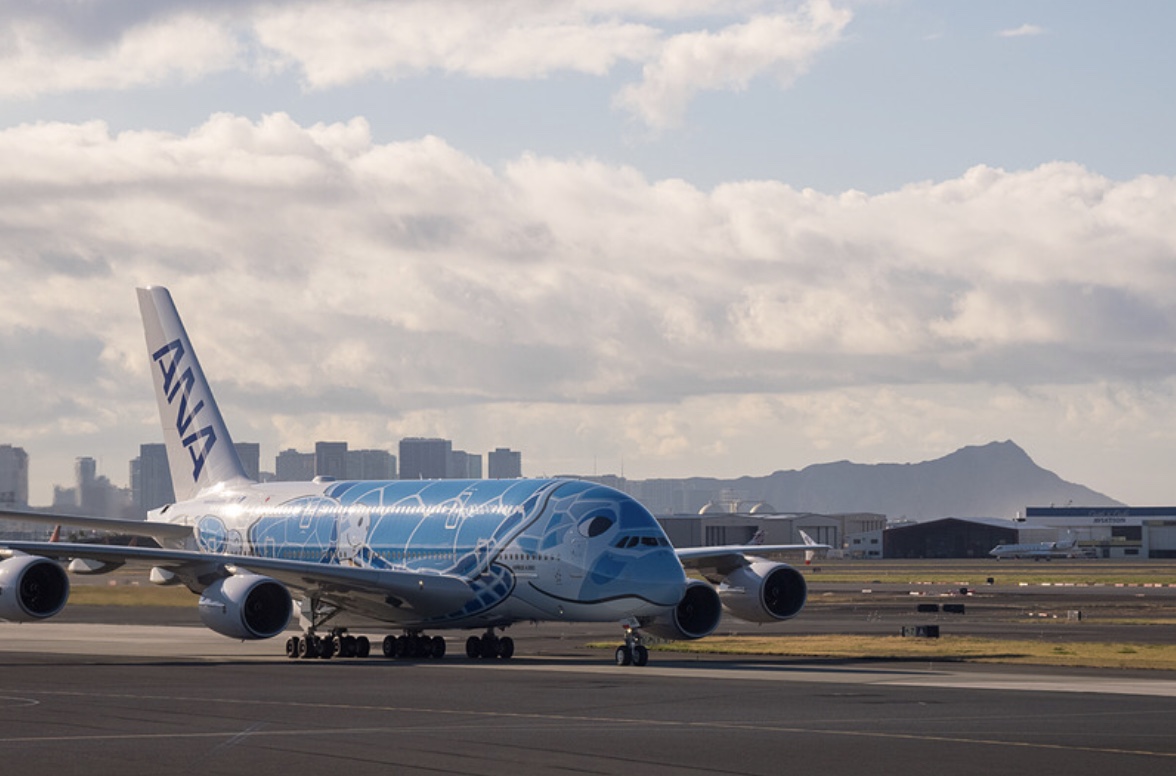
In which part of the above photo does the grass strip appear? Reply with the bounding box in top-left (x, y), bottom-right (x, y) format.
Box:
top-left (66, 585), bottom-right (196, 607)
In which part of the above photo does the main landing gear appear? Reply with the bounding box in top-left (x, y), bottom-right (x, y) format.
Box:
top-left (614, 621), bottom-right (649, 667)
top-left (465, 628), bottom-right (514, 660)
top-left (381, 631), bottom-right (447, 660)
top-left (285, 629), bottom-right (371, 660)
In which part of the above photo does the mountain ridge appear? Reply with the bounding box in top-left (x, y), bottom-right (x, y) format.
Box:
top-left (636, 440), bottom-right (1123, 520)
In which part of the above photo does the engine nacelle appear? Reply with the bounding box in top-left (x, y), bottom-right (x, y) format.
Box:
top-left (0, 554), bottom-right (70, 622)
top-left (198, 574), bottom-right (292, 640)
top-left (718, 560), bottom-right (807, 623)
top-left (643, 579), bottom-right (723, 641)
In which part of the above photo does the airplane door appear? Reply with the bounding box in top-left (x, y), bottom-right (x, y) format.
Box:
top-left (569, 537), bottom-right (585, 578)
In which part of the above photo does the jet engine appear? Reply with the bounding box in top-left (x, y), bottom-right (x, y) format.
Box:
top-left (718, 560), bottom-right (807, 623)
top-left (0, 554), bottom-right (70, 622)
top-left (198, 573), bottom-right (292, 640)
top-left (643, 579), bottom-right (723, 641)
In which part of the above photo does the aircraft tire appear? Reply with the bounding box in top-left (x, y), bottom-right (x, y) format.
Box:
top-left (356, 636), bottom-right (371, 658)
top-left (465, 636), bottom-right (481, 659)
top-left (498, 636), bottom-right (514, 660)
top-left (382, 635), bottom-right (396, 657)
top-left (632, 645), bottom-right (649, 666)
top-left (318, 638), bottom-right (335, 660)
top-left (431, 636), bottom-right (446, 659)
top-left (615, 646), bottom-right (632, 666)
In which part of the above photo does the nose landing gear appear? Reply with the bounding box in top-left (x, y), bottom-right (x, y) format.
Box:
top-left (614, 621), bottom-right (649, 667)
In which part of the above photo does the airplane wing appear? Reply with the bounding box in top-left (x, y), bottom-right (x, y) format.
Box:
top-left (2, 540), bottom-right (476, 622)
top-left (0, 508), bottom-right (192, 543)
top-left (675, 543), bottom-right (828, 579)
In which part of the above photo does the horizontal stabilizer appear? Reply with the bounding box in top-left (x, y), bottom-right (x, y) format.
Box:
top-left (0, 508), bottom-right (191, 543)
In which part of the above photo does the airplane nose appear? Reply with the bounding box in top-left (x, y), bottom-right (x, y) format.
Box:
top-left (620, 548), bottom-right (688, 608)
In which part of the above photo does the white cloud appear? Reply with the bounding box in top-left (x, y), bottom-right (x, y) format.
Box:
top-left (0, 12), bottom-right (240, 98)
top-left (614, 1), bottom-right (853, 129)
top-left (0, 1), bottom-right (853, 129)
top-left (3, 113), bottom-right (1176, 501)
top-left (998, 23), bottom-right (1046, 38)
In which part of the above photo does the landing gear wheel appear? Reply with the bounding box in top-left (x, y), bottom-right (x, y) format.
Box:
top-left (616, 621), bottom-right (650, 667)
top-left (466, 635), bottom-right (481, 659)
top-left (382, 635), bottom-right (396, 658)
top-left (430, 636), bottom-right (446, 659)
top-left (318, 637), bottom-right (336, 660)
top-left (498, 636), bottom-right (514, 660)
top-left (285, 636), bottom-right (299, 658)
top-left (356, 636), bottom-right (371, 658)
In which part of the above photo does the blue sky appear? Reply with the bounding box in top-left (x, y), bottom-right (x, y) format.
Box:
top-left (2, 1), bottom-right (1176, 509)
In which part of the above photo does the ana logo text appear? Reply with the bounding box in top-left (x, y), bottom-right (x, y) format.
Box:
top-left (152, 338), bottom-right (217, 482)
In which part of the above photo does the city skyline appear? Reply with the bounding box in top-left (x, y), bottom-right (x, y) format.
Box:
top-left (1, 438), bottom-right (524, 509)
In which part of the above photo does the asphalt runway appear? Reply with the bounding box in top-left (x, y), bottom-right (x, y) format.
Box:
top-left (3, 621), bottom-right (1176, 776)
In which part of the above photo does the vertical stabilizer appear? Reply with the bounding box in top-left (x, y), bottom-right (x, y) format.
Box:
top-left (137, 286), bottom-right (251, 501)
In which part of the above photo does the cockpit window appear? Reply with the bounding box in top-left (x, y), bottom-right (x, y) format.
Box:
top-left (579, 514), bottom-right (615, 538)
top-left (612, 534), bottom-right (670, 549)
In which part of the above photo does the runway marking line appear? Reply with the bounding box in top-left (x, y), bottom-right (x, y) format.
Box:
top-left (1, 687), bottom-right (1174, 760)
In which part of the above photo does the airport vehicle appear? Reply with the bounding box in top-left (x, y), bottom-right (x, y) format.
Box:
top-left (1, 287), bottom-right (821, 665)
top-left (989, 535), bottom-right (1082, 560)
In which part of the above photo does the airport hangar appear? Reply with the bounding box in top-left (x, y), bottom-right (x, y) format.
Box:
top-left (655, 499), bottom-right (885, 559)
top-left (657, 503), bottom-right (1176, 560)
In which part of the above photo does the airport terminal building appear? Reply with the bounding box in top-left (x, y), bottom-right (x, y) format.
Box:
top-left (1023, 507), bottom-right (1176, 559)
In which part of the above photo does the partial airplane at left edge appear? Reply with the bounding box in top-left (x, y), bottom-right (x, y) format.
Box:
top-left (0, 286), bottom-right (824, 666)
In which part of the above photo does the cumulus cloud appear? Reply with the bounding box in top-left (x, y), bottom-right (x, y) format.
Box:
top-left (0, 9), bottom-right (241, 97)
top-left (0, 1), bottom-right (851, 128)
top-left (2, 112), bottom-right (1176, 498)
top-left (614, 1), bottom-right (852, 129)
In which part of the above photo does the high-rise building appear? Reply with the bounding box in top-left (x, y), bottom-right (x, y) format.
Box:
top-left (0, 444), bottom-right (29, 507)
top-left (275, 448), bottom-right (315, 481)
top-left (315, 441), bottom-right (348, 479)
top-left (73, 456), bottom-right (131, 517)
top-left (488, 447), bottom-right (522, 479)
top-left (347, 449), bottom-right (397, 480)
top-left (76, 457), bottom-right (101, 514)
top-left (399, 438), bottom-right (451, 480)
top-left (132, 443), bottom-right (175, 516)
top-left (235, 442), bottom-right (261, 481)
top-left (448, 450), bottom-right (482, 479)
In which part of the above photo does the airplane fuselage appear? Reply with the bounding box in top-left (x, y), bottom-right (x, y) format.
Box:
top-left (151, 477), bottom-right (687, 630)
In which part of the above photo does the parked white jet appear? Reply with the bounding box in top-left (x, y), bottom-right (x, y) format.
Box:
top-left (1, 287), bottom-right (823, 666)
top-left (989, 535), bottom-right (1082, 560)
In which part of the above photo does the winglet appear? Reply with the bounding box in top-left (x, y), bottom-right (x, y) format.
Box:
top-left (137, 286), bottom-right (251, 500)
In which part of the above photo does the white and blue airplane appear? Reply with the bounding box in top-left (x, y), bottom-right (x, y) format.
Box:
top-left (1, 287), bottom-right (821, 666)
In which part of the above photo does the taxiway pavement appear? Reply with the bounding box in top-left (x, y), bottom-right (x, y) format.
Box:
top-left (2, 621), bottom-right (1176, 776)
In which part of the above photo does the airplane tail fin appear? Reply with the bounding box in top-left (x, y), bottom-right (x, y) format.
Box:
top-left (799, 529), bottom-right (818, 565)
top-left (137, 286), bottom-right (251, 501)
